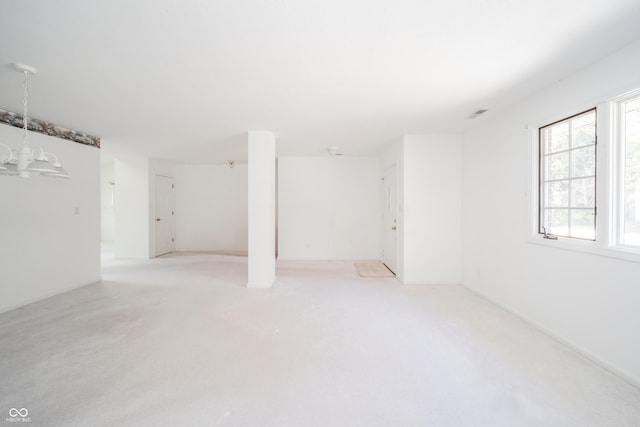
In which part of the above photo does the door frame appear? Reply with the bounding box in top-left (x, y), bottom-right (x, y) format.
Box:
top-left (153, 174), bottom-right (176, 257)
top-left (382, 164), bottom-right (398, 274)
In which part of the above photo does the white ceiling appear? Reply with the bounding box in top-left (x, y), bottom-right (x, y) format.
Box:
top-left (1, 0), bottom-right (640, 163)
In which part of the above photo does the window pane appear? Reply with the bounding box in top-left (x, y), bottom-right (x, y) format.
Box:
top-left (546, 152), bottom-right (569, 180)
top-left (571, 145), bottom-right (596, 177)
top-left (571, 112), bottom-right (596, 148)
top-left (544, 181), bottom-right (568, 207)
top-left (570, 177), bottom-right (595, 208)
top-left (545, 122), bottom-right (569, 153)
top-left (623, 99), bottom-right (640, 246)
top-left (571, 209), bottom-right (596, 240)
top-left (544, 209), bottom-right (568, 235)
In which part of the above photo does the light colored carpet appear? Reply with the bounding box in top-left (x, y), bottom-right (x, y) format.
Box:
top-left (354, 262), bottom-right (395, 277)
top-left (0, 253), bottom-right (639, 426)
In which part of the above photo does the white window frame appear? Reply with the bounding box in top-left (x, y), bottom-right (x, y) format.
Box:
top-left (611, 88), bottom-right (640, 252)
top-left (526, 88), bottom-right (640, 263)
top-left (538, 108), bottom-right (597, 241)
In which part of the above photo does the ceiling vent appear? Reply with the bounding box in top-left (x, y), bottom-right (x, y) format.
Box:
top-left (467, 109), bottom-right (488, 119)
top-left (328, 146), bottom-right (342, 156)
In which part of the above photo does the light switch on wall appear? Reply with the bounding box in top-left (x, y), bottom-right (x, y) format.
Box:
top-left (74, 207), bottom-right (80, 215)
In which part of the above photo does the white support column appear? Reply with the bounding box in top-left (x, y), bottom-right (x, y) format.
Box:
top-left (247, 131), bottom-right (276, 288)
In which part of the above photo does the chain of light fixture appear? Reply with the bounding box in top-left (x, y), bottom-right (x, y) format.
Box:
top-left (22, 69), bottom-right (29, 147)
top-left (0, 63), bottom-right (70, 179)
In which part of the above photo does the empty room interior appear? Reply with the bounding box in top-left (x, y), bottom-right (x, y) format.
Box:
top-left (2, 1), bottom-right (640, 425)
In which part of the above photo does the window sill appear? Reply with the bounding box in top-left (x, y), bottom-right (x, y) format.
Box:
top-left (527, 234), bottom-right (640, 264)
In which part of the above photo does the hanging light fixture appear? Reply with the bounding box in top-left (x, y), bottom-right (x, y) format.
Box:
top-left (0, 63), bottom-right (69, 179)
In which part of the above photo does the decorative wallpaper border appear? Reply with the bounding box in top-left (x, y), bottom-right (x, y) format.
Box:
top-left (0, 109), bottom-right (100, 148)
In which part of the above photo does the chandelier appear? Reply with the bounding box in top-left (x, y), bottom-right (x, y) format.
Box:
top-left (0, 64), bottom-right (70, 179)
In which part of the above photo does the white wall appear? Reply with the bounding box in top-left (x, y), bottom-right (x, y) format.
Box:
top-left (0, 125), bottom-right (101, 313)
top-left (403, 135), bottom-right (462, 285)
top-left (248, 131), bottom-right (276, 287)
top-left (462, 39), bottom-right (640, 386)
top-left (100, 158), bottom-right (115, 241)
top-left (381, 136), bottom-right (461, 285)
top-left (278, 156), bottom-right (382, 260)
top-left (114, 156), bottom-right (149, 258)
top-left (175, 164), bottom-right (248, 253)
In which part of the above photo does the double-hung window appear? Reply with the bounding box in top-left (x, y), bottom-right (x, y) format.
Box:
top-left (539, 109), bottom-right (597, 240)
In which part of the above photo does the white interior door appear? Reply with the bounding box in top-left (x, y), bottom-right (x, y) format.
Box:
top-left (154, 175), bottom-right (175, 257)
top-left (382, 165), bottom-right (397, 274)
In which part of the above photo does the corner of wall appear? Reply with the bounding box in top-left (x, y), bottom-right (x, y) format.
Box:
top-left (114, 155), bottom-right (151, 258)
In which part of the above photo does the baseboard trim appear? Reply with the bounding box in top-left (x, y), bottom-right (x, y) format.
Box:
top-left (401, 280), bottom-right (461, 286)
top-left (460, 282), bottom-right (640, 390)
top-left (0, 280), bottom-right (100, 315)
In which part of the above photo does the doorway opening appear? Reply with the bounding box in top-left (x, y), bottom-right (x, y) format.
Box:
top-left (382, 165), bottom-right (398, 274)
